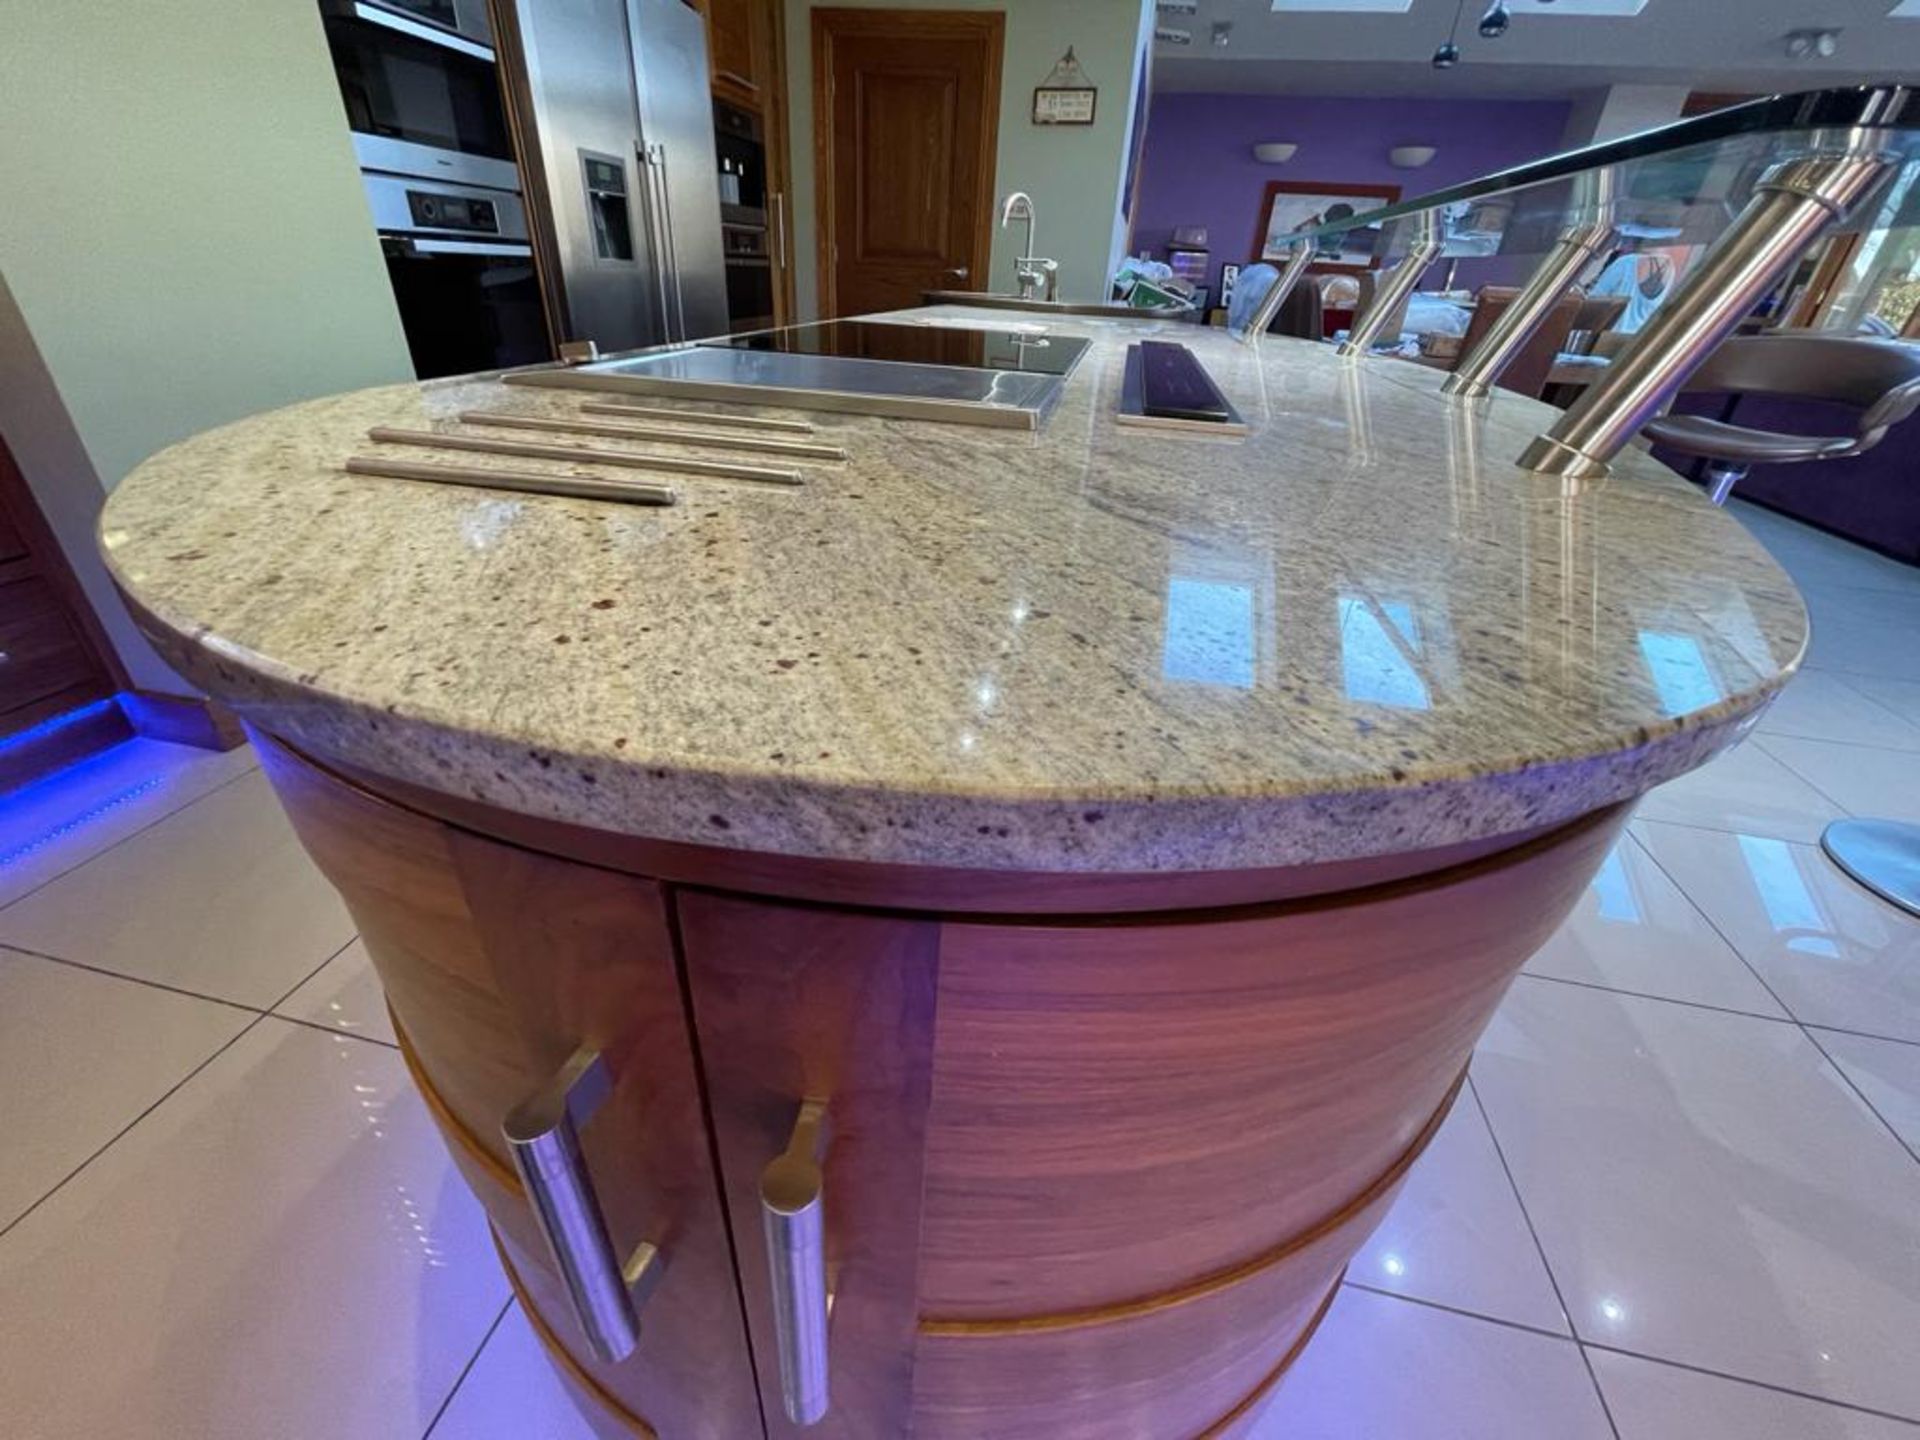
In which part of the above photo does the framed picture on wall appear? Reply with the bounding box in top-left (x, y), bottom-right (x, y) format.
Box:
top-left (1254, 180), bottom-right (1401, 271)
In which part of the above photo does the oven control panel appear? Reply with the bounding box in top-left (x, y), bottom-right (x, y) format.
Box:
top-left (407, 189), bottom-right (500, 234)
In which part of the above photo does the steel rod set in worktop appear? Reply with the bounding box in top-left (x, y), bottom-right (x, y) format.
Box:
top-left (344, 400), bottom-right (840, 506)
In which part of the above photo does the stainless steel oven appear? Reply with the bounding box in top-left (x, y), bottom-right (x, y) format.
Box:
top-left (321, 0), bottom-right (519, 191)
top-left (364, 174), bottom-right (549, 377)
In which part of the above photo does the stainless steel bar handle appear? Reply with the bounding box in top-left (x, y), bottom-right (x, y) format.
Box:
top-left (504, 1048), bottom-right (665, 1364)
top-left (654, 142), bottom-right (689, 342)
top-left (760, 1099), bottom-right (833, 1427)
top-left (1234, 240), bottom-right (1315, 345)
top-left (636, 145), bottom-right (674, 342)
top-left (772, 191), bottom-right (788, 273)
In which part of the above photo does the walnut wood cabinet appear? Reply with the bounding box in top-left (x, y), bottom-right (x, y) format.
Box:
top-left (256, 729), bottom-right (1624, 1438)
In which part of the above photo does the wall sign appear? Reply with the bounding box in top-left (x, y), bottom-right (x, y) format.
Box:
top-left (1033, 47), bottom-right (1096, 126)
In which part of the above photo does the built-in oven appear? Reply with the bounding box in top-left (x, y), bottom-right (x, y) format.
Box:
top-left (364, 174), bottom-right (549, 378)
top-left (715, 100), bottom-right (773, 330)
top-left (321, 0), bottom-right (519, 192)
top-left (722, 223), bottom-right (775, 333)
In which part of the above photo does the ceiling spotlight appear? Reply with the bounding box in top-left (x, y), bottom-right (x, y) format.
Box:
top-left (1432, 40), bottom-right (1461, 68)
top-left (1784, 28), bottom-right (1839, 58)
top-left (1478, 2), bottom-right (1510, 38)
top-left (1211, 20), bottom-right (1233, 47)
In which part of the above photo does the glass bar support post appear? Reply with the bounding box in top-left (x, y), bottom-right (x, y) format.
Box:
top-left (1235, 241), bottom-right (1317, 344)
top-left (1337, 211), bottom-right (1444, 359)
top-left (1442, 221), bottom-right (1616, 399)
top-left (1517, 145), bottom-right (1898, 478)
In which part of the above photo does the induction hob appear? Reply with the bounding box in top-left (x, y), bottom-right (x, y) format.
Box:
top-left (506, 318), bottom-right (1092, 430)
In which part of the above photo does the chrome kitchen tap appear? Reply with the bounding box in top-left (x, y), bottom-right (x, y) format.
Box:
top-left (1000, 191), bottom-right (1058, 303)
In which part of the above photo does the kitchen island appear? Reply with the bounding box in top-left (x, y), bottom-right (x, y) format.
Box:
top-left (100, 306), bottom-right (1804, 1439)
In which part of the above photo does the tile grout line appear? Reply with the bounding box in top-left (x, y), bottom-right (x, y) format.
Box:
top-left (419, 1297), bottom-right (515, 1439)
top-left (1463, 1074), bottom-right (1622, 1440)
top-left (0, 939), bottom-right (279, 1019)
top-left (1577, 1340), bottom-right (1920, 1430)
top-left (1339, 1279), bottom-right (1572, 1344)
top-left (1517, 969), bottom-right (1920, 1051)
top-left (0, 1011), bottom-right (272, 1244)
top-left (1746, 734), bottom-right (1867, 819)
top-left (1343, 1277), bottom-right (1920, 1430)
top-left (0, 755), bottom-right (262, 915)
top-left (1800, 1025), bottom-right (1920, 1169)
top-left (1623, 830), bottom-right (1920, 1166)
top-left (0, 933), bottom-right (377, 1242)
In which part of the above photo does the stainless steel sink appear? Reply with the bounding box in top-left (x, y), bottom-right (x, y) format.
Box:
top-left (922, 290), bottom-right (1197, 320)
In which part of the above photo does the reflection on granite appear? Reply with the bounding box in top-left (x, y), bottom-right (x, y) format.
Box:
top-left (101, 307), bottom-right (1806, 872)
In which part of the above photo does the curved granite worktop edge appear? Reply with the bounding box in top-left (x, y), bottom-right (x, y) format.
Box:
top-left (101, 314), bottom-right (1806, 874)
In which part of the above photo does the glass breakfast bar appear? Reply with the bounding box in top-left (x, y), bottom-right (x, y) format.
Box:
top-left (1242, 84), bottom-right (1920, 481)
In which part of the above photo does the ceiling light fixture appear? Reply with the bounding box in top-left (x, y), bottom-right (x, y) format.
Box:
top-left (1211, 20), bottom-right (1234, 46)
top-left (1478, 1), bottom-right (1511, 37)
top-left (1432, 0), bottom-right (1467, 66)
top-left (1784, 27), bottom-right (1840, 58)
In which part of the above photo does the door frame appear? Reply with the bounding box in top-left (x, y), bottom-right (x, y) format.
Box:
top-left (810, 7), bottom-right (1004, 318)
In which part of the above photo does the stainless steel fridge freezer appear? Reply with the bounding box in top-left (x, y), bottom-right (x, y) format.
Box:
top-left (494, 0), bottom-right (727, 354)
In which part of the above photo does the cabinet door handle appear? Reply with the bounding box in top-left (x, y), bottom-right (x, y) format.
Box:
top-left (772, 190), bottom-right (788, 273)
top-left (504, 1048), bottom-right (664, 1364)
top-left (760, 1099), bottom-right (833, 1426)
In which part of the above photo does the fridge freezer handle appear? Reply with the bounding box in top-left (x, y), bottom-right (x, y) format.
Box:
top-left (655, 142), bottom-right (689, 342)
top-left (635, 144), bottom-right (676, 341)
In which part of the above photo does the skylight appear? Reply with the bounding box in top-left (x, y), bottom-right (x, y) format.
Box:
top-left (1269, 1), bottom-right (1415, 13)
top-left (1506, 0), bottom-right (1651, 13)
top-left (1893, 0), bottom-right (1920, 17)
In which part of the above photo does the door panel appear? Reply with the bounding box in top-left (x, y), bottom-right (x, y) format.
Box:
top-left (254, 733), bottom-right (763, 1440)
top-left (677, 891), bottom-right (939, 1439)
top-left (814, 10), bottom-right (1002, 317)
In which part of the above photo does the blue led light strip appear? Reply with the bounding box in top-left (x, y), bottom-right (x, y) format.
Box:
top-left (0, 697), bottom-right (119, 758)
top-left (0, 775), bottom-right (166, 870)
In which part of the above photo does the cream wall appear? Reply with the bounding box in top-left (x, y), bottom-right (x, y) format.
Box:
top-left (0, 0), bottom-right (414, 690)
top-left (783, 0), bottom-right (1154, 317)
top-left (0, 0), bottom-right (413, 496)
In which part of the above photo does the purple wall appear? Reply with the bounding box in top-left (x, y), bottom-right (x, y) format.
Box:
top-left (1132, 93), bottom-right (1574, 300)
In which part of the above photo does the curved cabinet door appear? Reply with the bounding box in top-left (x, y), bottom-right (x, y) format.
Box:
top-left (255, 733), bottom-right (763, 1440)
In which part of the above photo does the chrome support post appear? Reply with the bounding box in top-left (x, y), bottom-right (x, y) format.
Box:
top-left (1517, 146), bottom-right (1898, 478)
top-left (1234, 240), bottom-right (1316, 344)
top-left (1337, 211), bottom-right (1444, 359)
top-left (1442, 220), bottom-right (1615, 399)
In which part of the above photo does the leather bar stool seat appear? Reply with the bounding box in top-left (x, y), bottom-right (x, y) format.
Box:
top-left (1642, 332), bottom-right (1920, 505)
top-left (1643, 332), bottom-right (1920, 918)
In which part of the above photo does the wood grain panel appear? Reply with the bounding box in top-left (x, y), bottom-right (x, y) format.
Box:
top-left (255, 733), bottom-right (761, 1440)
top-left (917, 804), bottom-right (1626, 1317)
top-left (677, 891), bottom-right (939, 1440)
top-left (909, 1151), bottom-right (1404, 1440)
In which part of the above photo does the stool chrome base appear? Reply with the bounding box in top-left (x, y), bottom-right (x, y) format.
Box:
top-left (1821, 819), bottom-right (1920, 918)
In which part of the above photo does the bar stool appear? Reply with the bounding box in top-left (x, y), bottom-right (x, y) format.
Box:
top-left (1641, 333), bottom-right (1920, 505)
top-left (1641, 333), bottom-right (1920, 918)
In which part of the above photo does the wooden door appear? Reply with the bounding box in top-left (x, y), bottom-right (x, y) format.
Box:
top-left (812, 8), bottom-right (1002, 317)
top-left (255, 734), bottom-right (765, 1440)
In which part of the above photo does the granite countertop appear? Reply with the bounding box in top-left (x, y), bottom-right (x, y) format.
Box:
top-left (100, 306), bottom-right (1806, 873)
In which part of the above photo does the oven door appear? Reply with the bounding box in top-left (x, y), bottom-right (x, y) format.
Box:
top-left (382, 237), bottom-right (551, 379)
top-left (325, 2), bottom-right (519, 190)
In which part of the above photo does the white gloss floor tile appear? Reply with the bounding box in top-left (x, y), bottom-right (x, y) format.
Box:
top-left (1592, 1349), bottom-right (1920, 1439)
top-left (0, 768), bottom-right (355, 1007)
top-left (1814, 1030), bottom-right (1920, 1157)
top-left (1756, 671), bottom-right (1920, 751)
top-left (1801, 586), bottom-right (1920, 681)
top-left (1635, 820), bottom-right (1920, 1044)
top-left (1524, 835), bottom-right (1787, 1017)
top-left (1758, 735), bottom-right (1920, 824)
top-left (275, 938), bottom-right (397, 1046)
top-left (0, 738), bottom-right (257, 908)
top-left (1249, 1286), bottom-right (1615, 1439)
top-left (1351, 1090), bottom-right (1569, 1334)
top-left (426, 1305), bottom-right (596, 1440)
top-left (0, 947), bottom-right (251, 1230)
top-left (1632, 738), bottom-right (1847, 843)
top-left (1473, 980), bottom-right (1920, 1420)
top-left (0, 1018), bottom-right (507, 1440)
